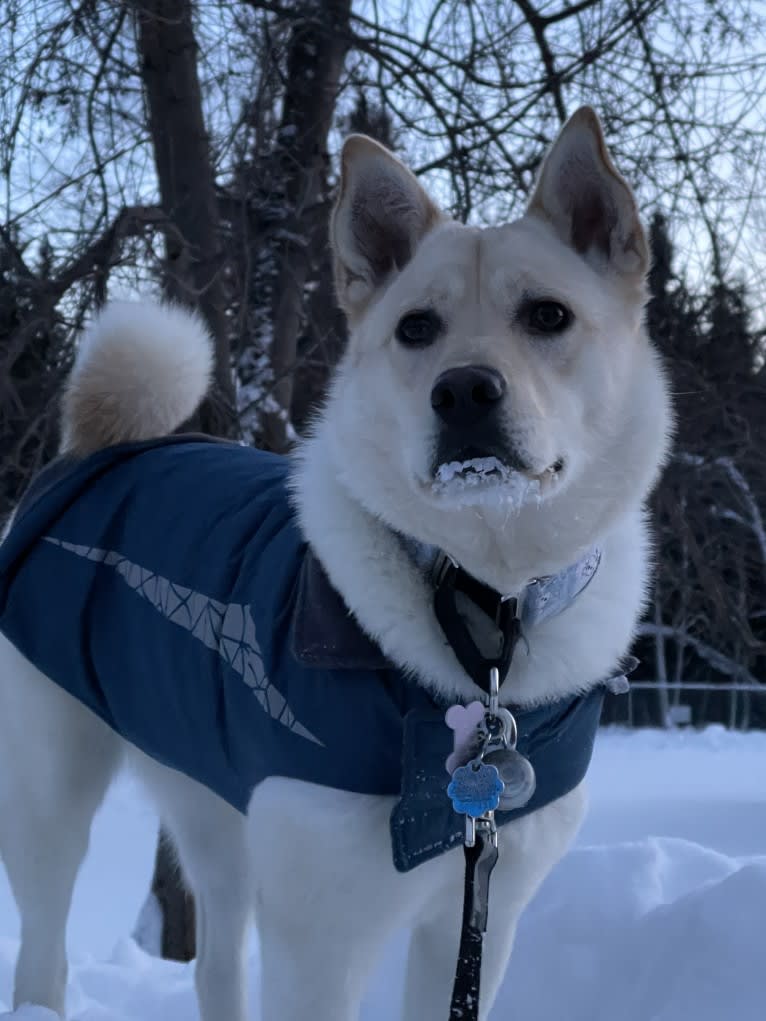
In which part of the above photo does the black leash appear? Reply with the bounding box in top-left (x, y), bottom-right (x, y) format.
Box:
top-left (432, 545), bottom-right (616, 1021)
top-left (434, 554), bottom-right (529, 1021)
top-left (449, 822), bottom-right (499, 1020)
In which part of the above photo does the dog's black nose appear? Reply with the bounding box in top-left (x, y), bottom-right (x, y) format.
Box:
top-left (430, 366), bottom-right (506, 428)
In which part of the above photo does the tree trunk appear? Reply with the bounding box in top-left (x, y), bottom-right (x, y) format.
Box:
top-left (134, 0), bottom-right (236, 438)
top-left (133, 0), bottom-right (235, 960)
top-left (261, 0), bottom-right (352, 452)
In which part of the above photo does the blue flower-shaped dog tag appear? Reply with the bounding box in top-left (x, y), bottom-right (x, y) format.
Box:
top-left (447, 761), bottom-right (504, 817)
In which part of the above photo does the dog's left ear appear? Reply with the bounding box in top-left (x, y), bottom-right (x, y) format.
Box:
top-left (528, 107), bottom-right (648, 282)
top-left (331, 135), bottom-right (442, 320)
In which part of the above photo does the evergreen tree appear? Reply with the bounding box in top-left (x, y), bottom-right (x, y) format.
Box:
top-left (616, 213), bottom-right (766, 729)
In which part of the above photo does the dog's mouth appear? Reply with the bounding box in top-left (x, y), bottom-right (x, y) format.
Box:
top-left (430, 454), bottom-right (564, 506)
top-left (435, 455), bottom-right (513, 487)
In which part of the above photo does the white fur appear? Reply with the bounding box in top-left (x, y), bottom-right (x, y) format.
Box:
top-left (0, 109), bottom-right (672, 1021)
top-left (60, 300), bottom-right (213, 455)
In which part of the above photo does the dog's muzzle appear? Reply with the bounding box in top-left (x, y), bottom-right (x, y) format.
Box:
top-left (430, 365), bottom-right (520, 476)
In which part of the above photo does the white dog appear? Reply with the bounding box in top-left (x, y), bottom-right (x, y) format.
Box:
top-left (0, 107), bottom-right (671, 1021)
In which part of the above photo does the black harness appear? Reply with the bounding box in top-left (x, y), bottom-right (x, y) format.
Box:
top-left (433, 551), bottom-right (523, 696)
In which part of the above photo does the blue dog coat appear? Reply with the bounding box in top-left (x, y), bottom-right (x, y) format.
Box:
top-left (0, 436), bottom-right (607, 871)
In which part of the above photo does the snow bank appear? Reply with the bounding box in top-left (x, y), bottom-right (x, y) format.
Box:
top-left (1, 727), bottom-right (765, 1019)
top-left (505, 838), bottom-right (766, 1021)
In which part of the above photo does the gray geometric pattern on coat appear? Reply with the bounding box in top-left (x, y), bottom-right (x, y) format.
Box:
top-left (43, 536), bottom-right (323, 745)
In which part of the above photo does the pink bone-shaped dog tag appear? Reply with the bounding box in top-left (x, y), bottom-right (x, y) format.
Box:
top-left (445, 700), bottom-right (487, 775)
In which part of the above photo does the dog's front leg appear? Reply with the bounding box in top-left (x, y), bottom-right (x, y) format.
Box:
top-left (254, 842), bottom-right (403, 1021)
top-left (250, 781), bottom-right (421, 1021)
top-left (257, 905), bottom-right (387, 1021)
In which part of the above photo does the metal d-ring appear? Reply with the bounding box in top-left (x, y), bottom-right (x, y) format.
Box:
top-left (488, 666), bottom-right (500, 715)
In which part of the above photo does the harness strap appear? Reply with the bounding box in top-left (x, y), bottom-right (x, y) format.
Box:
top-left (433, 554), bottom-right (521, 695)
top-left (449, 826), bottom-right (499, 1021)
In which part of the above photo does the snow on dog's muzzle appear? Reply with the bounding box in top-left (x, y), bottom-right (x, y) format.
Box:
top-left (430, 453), bottom-right (542, 508)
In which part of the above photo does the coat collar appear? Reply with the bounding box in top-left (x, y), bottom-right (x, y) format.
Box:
top-left (291, 541), bottom-right (602, 676)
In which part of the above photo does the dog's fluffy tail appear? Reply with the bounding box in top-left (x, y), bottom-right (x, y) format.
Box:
top-left (61, 301), bottom-right (213, 456)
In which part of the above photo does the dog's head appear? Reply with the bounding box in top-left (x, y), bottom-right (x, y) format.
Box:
top-left (323, 108), bottom-right (671, 578)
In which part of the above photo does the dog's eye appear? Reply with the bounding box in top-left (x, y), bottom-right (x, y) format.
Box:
top-left (525, 300), bottom-right (572, 335)
top-left (395, 310), bottom-right (443, 347)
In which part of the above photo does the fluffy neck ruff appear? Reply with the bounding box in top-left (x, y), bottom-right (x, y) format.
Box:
top-left (290, 432), bottom-right (609, 706)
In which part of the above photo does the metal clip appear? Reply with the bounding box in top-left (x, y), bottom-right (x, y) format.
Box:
top-left (485, 707), bottom-right (517, 749)
top-left (465, 815), bottom-right (476, 847)
top-left (484, 667), bottom-right (518, 751)
top-left (465, 810), bottom-right (497, 849)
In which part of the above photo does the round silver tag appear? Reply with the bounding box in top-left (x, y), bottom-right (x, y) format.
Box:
top-left (483, 747), bottom-right (536, 811)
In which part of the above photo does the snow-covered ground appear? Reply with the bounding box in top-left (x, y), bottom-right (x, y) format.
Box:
top-left (1, 726), bottom-right (764, 1020)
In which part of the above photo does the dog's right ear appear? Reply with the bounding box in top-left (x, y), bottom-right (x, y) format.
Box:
top-left (528, 107), bottom-right (648, 287)
top-left (331, 136), bottom-right (442, 320)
